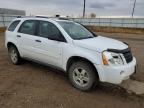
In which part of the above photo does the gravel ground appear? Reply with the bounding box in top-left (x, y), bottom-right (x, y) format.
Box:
top-left (0, 32), bottom-right (144, 108)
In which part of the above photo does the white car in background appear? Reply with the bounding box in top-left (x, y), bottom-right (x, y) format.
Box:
top-left (5, 16), bottom-right (136, 91)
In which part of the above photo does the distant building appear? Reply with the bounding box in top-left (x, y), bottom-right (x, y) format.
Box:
top-left (0, 8), bottom-right (25, 16)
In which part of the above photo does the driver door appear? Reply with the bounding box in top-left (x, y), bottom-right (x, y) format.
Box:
top-left (33, 21), bottom-right (66, 68)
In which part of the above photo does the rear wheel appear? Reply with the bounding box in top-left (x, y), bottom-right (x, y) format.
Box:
top-left (8, 46), bottom-right (21, 65)
top-left (68, 61), bottom-right (98, 91)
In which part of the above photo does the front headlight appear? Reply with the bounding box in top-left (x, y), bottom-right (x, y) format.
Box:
top-left (102, 51), bottom-right (124, 66)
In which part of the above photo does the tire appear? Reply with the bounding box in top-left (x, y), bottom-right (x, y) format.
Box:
top-left (68, 61), bottom-right (98, 91)
top-left (8, 46), bottom-right (21, 65)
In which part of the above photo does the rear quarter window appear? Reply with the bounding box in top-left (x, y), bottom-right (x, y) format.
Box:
top-left (8, 20), bottom-right (21, 32)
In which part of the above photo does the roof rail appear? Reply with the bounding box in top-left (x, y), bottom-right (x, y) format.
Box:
top-left (17, 16), bottom-right (23, 18)
top-left (16, 16), bottom-right (70, 20)
top-left (35, 16), bottom-right (48, 18)
top-left (17, 16), bottom-right (35, 18)
top-left (17, 16), bottom-right (49, 18)
top-left (58, 17), bottom-right (69, 20)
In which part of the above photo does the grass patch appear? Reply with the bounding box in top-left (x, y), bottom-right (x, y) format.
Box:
top-left (0, 27), bottom-right (6, 33)
top-left (86, 26), bottom-right (144, 34)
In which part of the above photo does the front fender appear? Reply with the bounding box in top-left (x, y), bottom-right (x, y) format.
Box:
top-left (62, 45), bottom-right (102, 71)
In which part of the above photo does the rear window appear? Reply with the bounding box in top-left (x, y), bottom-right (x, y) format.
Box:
top-left (8, 20), bottom-right (20, 31)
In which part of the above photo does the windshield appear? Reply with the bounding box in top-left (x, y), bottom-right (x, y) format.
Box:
top-left (58, 21), bottom-right (97, 40)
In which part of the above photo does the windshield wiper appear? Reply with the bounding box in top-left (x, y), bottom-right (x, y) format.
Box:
top-left (73, 35), bottom-right (94, 40)
top-left (80, 36), bottom-right (94, 40)
top-left (84, 37), bottom-right (94, 39)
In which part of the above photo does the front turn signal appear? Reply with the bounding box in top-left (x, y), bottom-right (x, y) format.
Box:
top-left (102, 54), bottom-right (109, 65)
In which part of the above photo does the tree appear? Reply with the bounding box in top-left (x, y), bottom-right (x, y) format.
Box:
top-left (90, 13), bottom-right (96, 18)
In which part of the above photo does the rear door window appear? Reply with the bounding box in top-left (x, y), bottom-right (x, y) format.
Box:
top-left (8, 20), bottom-right (20, 31)
top-left (18, 20), bottom-right (38, 35)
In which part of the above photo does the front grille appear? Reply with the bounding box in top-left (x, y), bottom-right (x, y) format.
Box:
top-left (122, 49), bottom-right (133, 63)
top-left (107, 48), bottom-right (133, 63)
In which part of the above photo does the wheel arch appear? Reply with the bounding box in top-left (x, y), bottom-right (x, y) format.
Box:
top-left (66, 56), bottom-right (99, 79)
top-left (7, 42), bottom-right (18, 50)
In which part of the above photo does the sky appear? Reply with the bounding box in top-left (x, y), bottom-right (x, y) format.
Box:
top-left (0, 0), bottom-right (144, 17)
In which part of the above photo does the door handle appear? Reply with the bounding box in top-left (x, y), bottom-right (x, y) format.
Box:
top-left (35, 40), bottom-right (41, 43)
top-left (17, 35), bottom-right (21, 38)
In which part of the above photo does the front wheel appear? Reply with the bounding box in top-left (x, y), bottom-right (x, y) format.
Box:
top-left (8, 46), bottom-right (21, 65)
top-left (68, 61), bottom-right (98, 91)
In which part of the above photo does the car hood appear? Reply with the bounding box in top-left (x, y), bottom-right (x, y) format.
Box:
top-left (73, 36), bottom-right (128, 52)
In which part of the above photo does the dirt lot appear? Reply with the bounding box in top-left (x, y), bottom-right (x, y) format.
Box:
top-left (0, 32), bottom-right (144, 108)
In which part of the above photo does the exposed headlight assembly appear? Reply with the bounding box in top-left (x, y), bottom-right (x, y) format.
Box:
top-left (102, 51), bottom-right (124, 66)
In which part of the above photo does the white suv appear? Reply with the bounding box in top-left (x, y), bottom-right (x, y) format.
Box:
top-left (5, 17), bottom-right (136, 91)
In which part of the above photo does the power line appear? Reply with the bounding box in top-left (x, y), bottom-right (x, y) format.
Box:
top-left (132, 0), bottom-right (137, 18)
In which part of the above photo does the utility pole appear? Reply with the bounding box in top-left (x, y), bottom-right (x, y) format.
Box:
top-left (132, 0), bottom-right (137, 18)
top-left (83, 0), bottom-right (86, 18)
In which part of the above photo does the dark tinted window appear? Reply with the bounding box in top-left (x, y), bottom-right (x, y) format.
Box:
top-left (18, 20), bottom-right (38, 35)
top-left (8, 20), bottom-right (20, 31)
top-left (39, 21), bottom-right (61, 38)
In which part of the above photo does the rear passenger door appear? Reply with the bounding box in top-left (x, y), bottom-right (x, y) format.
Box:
top-left (17, 20), bottom-right (40, 59)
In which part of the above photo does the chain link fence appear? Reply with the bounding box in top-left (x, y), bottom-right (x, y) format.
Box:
top-left (0, 15), bottom-right (18, 27)
top-left (0, 15), bottom-right (144, 29)
top-left (69, 18), bottom-right (144, 28)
